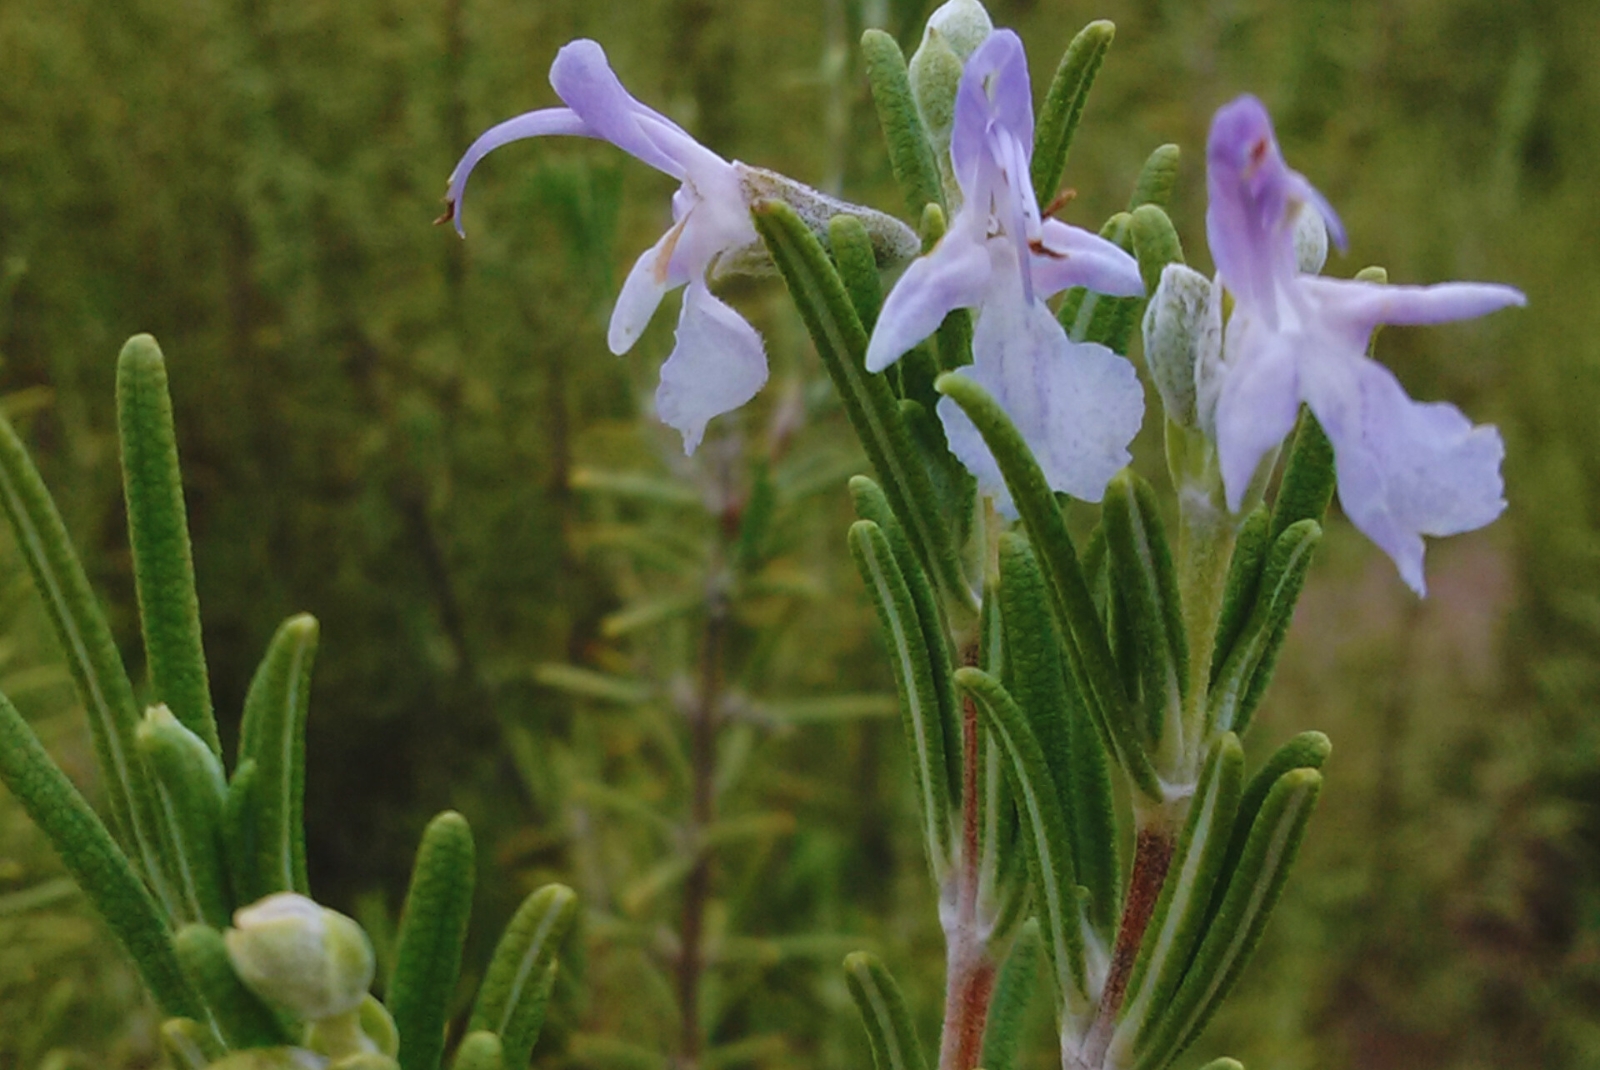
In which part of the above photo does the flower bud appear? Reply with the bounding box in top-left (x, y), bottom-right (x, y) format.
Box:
top-left (908, 0), bottom-right (993, 200)
top-left (225, 893), bottom-right (376, 1021)
top-left (724, 165), bottom-right (921, 275)
top-left (1142, 262), bottom-right (1219, 429)
top-left (1293, 203), bottom-right (1329, 274)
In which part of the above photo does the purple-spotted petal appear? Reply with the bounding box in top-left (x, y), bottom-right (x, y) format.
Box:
top-left (444, 107), bottom-right (595, 236)
top-left (654, 283), bottom-right (768, 455)
top-left (937, 267), bottom-right (1143, 510)
top-left (1205, 95), bottom-right (1335, 324)
top-left (865, 221), bottom-right (991, 372)
top-left (1301, 353), bottom-right (1505, 595)
top-left (1029, 219), bottom-right (1145, 299)
top-left (549, 39), bottom-right (723, 180)
top-left (609, 220), bottom-right (692, 354)
top-left (1213, 313), bottom-right (1304, 512)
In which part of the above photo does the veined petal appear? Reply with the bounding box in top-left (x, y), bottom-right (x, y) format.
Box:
top-left (549, 39), bottom-right (724, 181)
top-left (1302, 351), bottom-right (1505, 595)
top-left (1029, 219), bottom-right (1144, 299)
top-left (1214, 312), bottom-right (1303, 512)
top-left (865, 222), bottom-right (991, 372)
top-left (950, 30), bottom-right (1032, 201)
top-left (1206, 95), bottom-right (1338, 324)
top-left (609, 220), bottom-right (692, 354)
top-left (654, 282), bottom-right (768, 454)
top-left (1301, 276), bottom-right (1526, 353)
top-left (444, 107), bottom-right (594, 236)
top-left (937, 266), bottom-right (1143, 509)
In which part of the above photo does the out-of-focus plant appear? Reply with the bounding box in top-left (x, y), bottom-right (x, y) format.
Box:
top-left (0, 335), bottom-right (579, 1070)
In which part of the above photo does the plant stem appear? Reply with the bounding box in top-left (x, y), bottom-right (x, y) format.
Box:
top-left (938, 649), bottom-right (995, 1070)
top-left (1074, 803), bottom-right (1181, 1070)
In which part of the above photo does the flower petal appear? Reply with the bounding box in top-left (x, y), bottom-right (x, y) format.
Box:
top-left (865, 220), bottom-right (991, 372)
top-left (609, 220), bottom-right (692, 354)
top-left (1213, 311), bottom-right (1304, 512)
top-left (1029, 219), bottom-right (1145, 298)
top-left (654, 282), bottom-right (768, 454)
top-left (937, 269), bottom-right (1143, 510)
top-left (1301, 276), bottom-right (1526, 353)
top-left (1205, 95), bottom-right (1339, 324)
top-left (1302, 352), bottom-right (1505, 595)
top-left (950, 30), bottom-right (1033, 201)
top-left (549, 39), bottom-right (724, 181)
top-left (444, 107), bottom-right (594, 236)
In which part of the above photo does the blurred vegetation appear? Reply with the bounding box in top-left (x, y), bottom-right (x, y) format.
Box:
top-left (0, 0), bottom-right (1596, 1068)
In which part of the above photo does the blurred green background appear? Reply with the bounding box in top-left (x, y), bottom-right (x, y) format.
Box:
top-left (1, 0), bottom-right (1597, 1067)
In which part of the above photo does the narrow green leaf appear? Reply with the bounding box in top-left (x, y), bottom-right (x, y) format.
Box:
top-left (1127, 144), bottom-right (1181, 211)
top-left (1110, 735), bottom-right (1243, 1068)
top-left (117, 335), bottom-right (219, 757)
top-left (934, 373), bottom-right (1161, 800)
top-left (861, 29), bottom-right (945, 218)
top-left (1060, 214), bottom-right (1133, 347)
top-left (1212, 732), bottom-right (1331, 904)
top-left (1270, 411), bottom-right (1336, 540)
top-left (753, 198), bottom-right (976, 627)
top-left (391, 812), bottom-right (476, 1070)
top-left (850, 476), bottom-right (962, 807)
top-left (849, 520), bottom-right (953, 874)
top-left (1130, 205), bottom-right (1185, 297)
top-left (1031, 21), bottom-right (1116, 205)
top-left (996, 534), bottom-right (1118, 932)
top-left (137, 705), bottom-right (231, 927)
top-left (844, 951), bottom-right (929, 1070)
top-left (222, 759), bottom-right (264, 906)
top-left (160, 1017), bottom-right (224, 1070)
top-left (174, 923), bottom-right (293, 1048)
top-left (238, 615), bottom-right (318, 895)
top-left (1209, 506), bottom-right (1270, 686)
top-left (1207, 521), bottom-right (1320, 737)
top-left (0, 686), bottom-right (203, 1018)
top-left (1103, 472), bottom-right (1187, 759)
top-left (451, 1031), bottom-right (504, 1070)
top-left (1194, 1061), bottom-right (1243, 1070)
top-left (529, 664), bottom-right (651, 706)
top-left (955, 667), bottom-right (1090, 1014)
top-left (0, 409), bottom-right (171, 894)
top-left (1137, 770), bottom-right (1323, 1070)
top-left (469, 884), bottom-right (579, 1070)
top-left (980, 918), bottom-right (1043, 1070)
top-left (830, 215), bottom-right (885, 332)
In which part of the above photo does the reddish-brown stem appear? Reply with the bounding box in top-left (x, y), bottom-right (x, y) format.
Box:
top-left (939, 652), bottom-right (994, 1070)
top-left (1078, 819), bottom-right (1178, 1069)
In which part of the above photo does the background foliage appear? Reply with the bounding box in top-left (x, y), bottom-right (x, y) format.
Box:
top-left (0, 0), bottom-right (1596, 1067)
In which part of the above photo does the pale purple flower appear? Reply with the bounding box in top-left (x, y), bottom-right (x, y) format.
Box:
top-left (1204, 95), bottom-right (1526, 594)
top-left (865, 30), bottom-right (1146, 507)
top-left (445, 39), bottom-right (764, 454)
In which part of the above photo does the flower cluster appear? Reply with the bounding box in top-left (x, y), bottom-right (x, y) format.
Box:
top-left (447, 12), bottom-right (1524, 591)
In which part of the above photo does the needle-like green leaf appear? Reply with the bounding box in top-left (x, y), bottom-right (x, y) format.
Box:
top-left (117, 335), bottom-right (219, 757)
top-left (844, 952), bottom-right (929, 1070)
top-left (391, 812), bottom-right (476, 1070)
top-left (237, 615), bottom-right (318, 895)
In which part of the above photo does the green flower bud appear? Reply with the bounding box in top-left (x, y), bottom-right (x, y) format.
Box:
top-left (908, 0), bottom-right (993, 203)
top-left (1293, 203), bottom-right (1328, 274)
top-left (225, 893), bottom-right (376, 1021)
top-left (1142, 262), bottom-right (1219, 429)
top-left (722, 164), bottom-right (921, 275)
